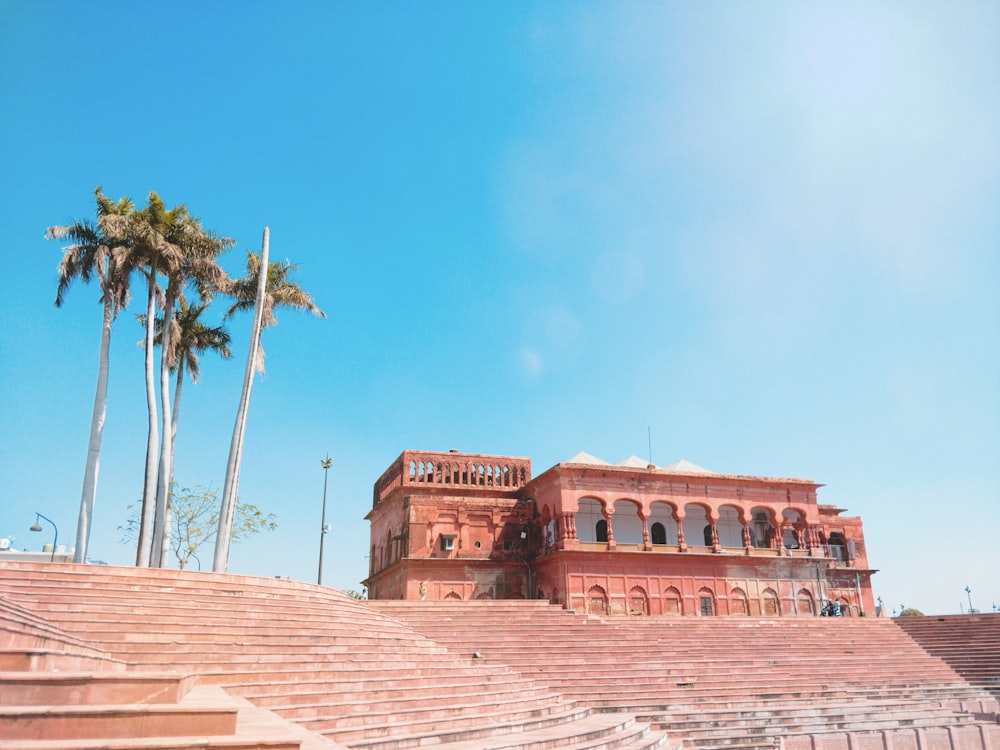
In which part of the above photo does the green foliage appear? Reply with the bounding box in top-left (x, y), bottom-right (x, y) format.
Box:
top-left (898, 607), bottom-right (925, 617)
top-left (120, 484), bottom-right (277, 569)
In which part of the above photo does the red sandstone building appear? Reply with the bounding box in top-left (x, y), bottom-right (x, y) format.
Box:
top-left (365, 449), bottom-right (876, 617)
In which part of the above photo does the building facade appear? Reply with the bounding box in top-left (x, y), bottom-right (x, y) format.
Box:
top-left (364, 449), bottom-right (876, 617)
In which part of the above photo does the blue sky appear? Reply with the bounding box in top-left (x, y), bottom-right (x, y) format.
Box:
top-left (1, 2), bottom-right (997, 615)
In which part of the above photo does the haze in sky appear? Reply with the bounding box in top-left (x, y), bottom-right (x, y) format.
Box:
top-left (1, 2), bottom-right (997, 616)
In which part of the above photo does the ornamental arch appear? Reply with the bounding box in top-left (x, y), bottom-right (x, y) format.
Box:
top-left (750, 507), bottom-right (776, 548)
top-left (628, 586), bottom-right (650, 616)
top-left (697, 587), bottom-right (716, 616)
top-left (612, 499), bottom-right (643, 544)
top-left (682, 504), bottom-right (710, 549)
top-left (663, 586), bottom-right (683, 615)
top-left (576, 498), bottom-right (605, 543)
top-left (717, 505), bottom-right (744, 549)
top-left (587, 585), bottom-right (609, 615)
top-left (782, 508), bottom-right (805, 549)
top-left (761, 587), bottom-right (781, 616)
top-left (730, 587), bottom-right (750, 616)
top-left (648, 502), bottom-right (678, 545)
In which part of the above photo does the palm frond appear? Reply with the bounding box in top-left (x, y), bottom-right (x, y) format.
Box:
top-left (222, 250), bottom-right (326, 327)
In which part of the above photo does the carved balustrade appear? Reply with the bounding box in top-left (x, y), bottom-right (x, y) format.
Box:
top-left (373, 450), bottom-right (531, 507)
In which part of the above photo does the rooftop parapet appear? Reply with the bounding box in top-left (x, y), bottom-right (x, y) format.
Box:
top-left (373, 450), bottom-right (532, 507)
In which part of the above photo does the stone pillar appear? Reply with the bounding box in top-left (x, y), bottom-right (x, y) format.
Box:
top-left (563, 512), bottom-right (577, 540)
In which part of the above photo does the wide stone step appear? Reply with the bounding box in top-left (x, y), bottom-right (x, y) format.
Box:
top-left (246, 678), bottom-right (555, 710)
top-left (0, 702), bottom-right (237, 741)
top-left (0, 648), bottom-right (127, 673)
top-left (438, 713), bottom-right (672, 750)
top-left (333, 704), bottom-right (596, 749)
top-left (0, 739), bottom-right (301, 750)
top-left (230, 669), bottom-right (530, 700)
top-left (0, 671), bottom-right (196, 706)
top-left (291, 690), bottom-right (574, 732)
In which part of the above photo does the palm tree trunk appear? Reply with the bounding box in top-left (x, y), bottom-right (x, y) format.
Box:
top-left (152, 286), bottom-right (176, 567)
top-left (136, 267), bottom-right (159, 567)
top-left (158, 358), bottom-right (185, 568)
top-left (214, 227), bottom-right (269, 573)
top-left (73, 291), bottom-right (113, 563)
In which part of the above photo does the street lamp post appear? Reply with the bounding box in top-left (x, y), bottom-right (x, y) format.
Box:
top-left (318, 456), bottom-right (333, 586)
top-left (29, 513), bottom-right (58, 562)
top-left (965, 586), bottom-right (974, 613)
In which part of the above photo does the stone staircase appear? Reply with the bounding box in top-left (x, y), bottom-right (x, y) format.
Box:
top-left (0, 562), bottom-right (671, 750)
top-left (0, 593), bottom-right (328, 750)
top-left (371, 600), bottom-right (1000, 750)
top-left (895, 613), bottom-right (1000, 696)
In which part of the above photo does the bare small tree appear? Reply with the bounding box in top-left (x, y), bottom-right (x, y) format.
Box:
top-left (121, 484), bottom-right (276, 569)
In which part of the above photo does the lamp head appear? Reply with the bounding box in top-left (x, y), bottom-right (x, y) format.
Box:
top-left (321, 457), bottom-right (333, 469)
top-left (30, 523), bottom-right (42, 533)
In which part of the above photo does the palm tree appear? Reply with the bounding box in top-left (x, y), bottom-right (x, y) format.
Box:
top-left (149, 216), bottom-right (232, 567)
top-left (212, 230), bottom-right (326, 572)
top-left (132, 192), bottom-right (188, 566)
top-left (140, 296), bottom-right (232, 566)
top-left (47, 187), bottom-right (140, 563)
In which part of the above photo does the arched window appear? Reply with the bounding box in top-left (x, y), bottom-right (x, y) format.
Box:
top-left (587, 585), bottom-right (608, 615)
top-left (698, 588), bottom-right (716, 617)
top-left (663, 586), bottom-right (683, 616)
top-left (648, 502), bottom-right (678, 545)
top-left (828, 532), bottom-right (848, 561)
top-left (596, 519), bottom-right (608, 543)
top-left (730, 587), bottom-right (749, 616)
top-left (796, 588), bottom-right (815, 615)
top-left (761, 587), bottom-right (780, 616)
top-left (629, 586), bottom-right (649, 616)
top-left (651, 522), bottom-right (667, 545)
top-left (444, 590), bottom-right (462, 600)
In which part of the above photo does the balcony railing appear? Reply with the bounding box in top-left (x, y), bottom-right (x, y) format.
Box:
top-left (373, 450), bottom-right (531, 506)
